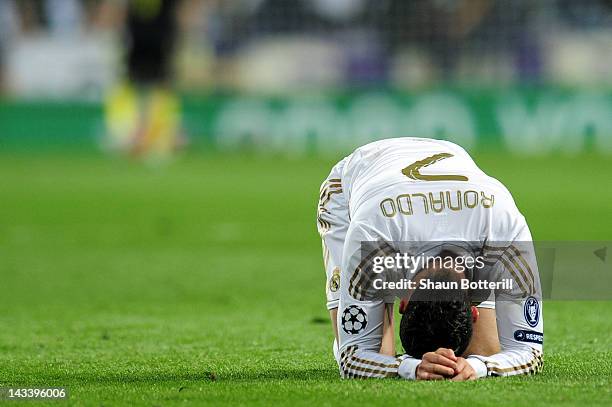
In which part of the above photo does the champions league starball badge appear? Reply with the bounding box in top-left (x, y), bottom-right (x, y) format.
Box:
top-left (341, 305), bottom-right (368, 334)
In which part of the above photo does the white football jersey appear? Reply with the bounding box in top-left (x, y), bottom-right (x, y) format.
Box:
top-left (317, 137), bottom-right (543, 379)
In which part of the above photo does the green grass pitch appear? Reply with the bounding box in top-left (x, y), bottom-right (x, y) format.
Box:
top-left (0, 151), bottom-right (610, 406)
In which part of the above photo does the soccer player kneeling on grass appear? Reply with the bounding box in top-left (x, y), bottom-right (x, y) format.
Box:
top-left (317, 137), bottom-right (543, 380)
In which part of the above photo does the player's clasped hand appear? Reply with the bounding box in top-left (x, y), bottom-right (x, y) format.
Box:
top-left (416, 348), bottom-right (476, 381)
top-left (416, 348), bottom-right (457, 380)
top-left (450, 356), bottom-right (477, 381)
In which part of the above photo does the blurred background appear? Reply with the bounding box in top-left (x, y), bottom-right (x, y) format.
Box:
top-left (1, 0), bottom-right (612, 156)
top-left (1, 2), bottom-right (611, 402)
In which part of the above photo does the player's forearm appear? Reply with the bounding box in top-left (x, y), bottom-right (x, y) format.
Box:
top-left (338, 346), bottom-right (419, 379)
top-left (466, 346), bottom-right (543, 378)
top-left (378, 303), bottom-right (395, 357)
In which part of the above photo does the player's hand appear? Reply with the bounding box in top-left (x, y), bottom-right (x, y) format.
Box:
top-left (451, 357), bottom-right (477, 381)
top-left (416, 348), bottom-right (457, 380)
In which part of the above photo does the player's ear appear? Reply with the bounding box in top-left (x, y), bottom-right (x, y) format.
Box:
top-left (471, 306), bottom-right (479, 323)
top-left (399, 298), bottom-right (409, 314)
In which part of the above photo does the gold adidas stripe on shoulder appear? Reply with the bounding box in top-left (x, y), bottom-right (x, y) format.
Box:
top-left (320, 178), bottom-right (341, 192)
top-left (483, 244), bottom-right (536, 296)
top-left (348, 242), bottom-right (396, 300)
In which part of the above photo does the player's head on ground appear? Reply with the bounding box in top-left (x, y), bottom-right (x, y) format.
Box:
top-left (399, 265), bottom-right (476, 359)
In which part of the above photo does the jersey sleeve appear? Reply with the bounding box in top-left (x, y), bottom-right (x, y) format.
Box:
top-left (317, 157), bottom-right (351, 310)
top-left (336, 223), bottom-right (420, 379)
top-left (469, 207), bottom-right (544, 377)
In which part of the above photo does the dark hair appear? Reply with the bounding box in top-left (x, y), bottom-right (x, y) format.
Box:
top-left (399, 268), bottom-right (473, 358)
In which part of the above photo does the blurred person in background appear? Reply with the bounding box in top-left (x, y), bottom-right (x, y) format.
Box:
top-left (105, 0), bottom-right (183, 161)
top-left (0, 0), bottom-right (18, 92)
top-left (45, 0), bottom-right (84, 36)
top-left (380, 0), bottom-right (543, 86)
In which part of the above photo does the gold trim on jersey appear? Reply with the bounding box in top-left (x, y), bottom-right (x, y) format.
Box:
top-left (482, 244), bottom-right (537, 297)
top-left (339, 346), bottom-right (402, 378)
top-left (487, 348), bottom-right (543, 376)
top-left (322, 241), bottom-right (330, 270)
top-left (317, 179), bottom-right (343, 235)
top-left (348, 242), bottom-right (396, 300)
top-left (320, 178), bottom-right (341, 191)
